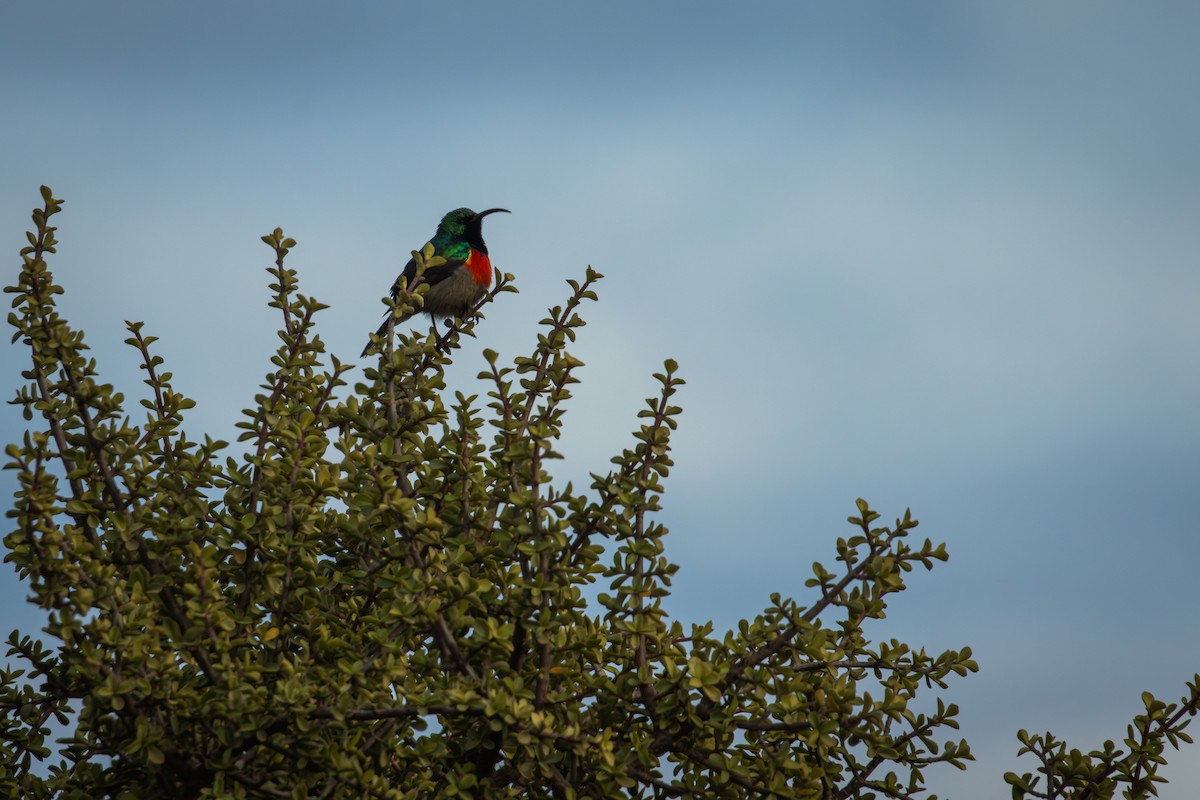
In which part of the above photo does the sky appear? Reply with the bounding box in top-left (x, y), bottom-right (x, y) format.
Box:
top-left (2, 1), bottom-right (1199, 795)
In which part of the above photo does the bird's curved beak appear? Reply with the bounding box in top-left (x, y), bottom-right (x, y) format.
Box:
top-left (475, 208), bottom-right (511, 219)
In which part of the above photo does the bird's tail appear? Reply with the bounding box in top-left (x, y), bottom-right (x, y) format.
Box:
top-left (361, 306), bottom-right (425, 357)
top-left (360, 316), bottom-right (394, 358)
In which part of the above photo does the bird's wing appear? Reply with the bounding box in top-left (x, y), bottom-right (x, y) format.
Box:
top-left (389, 251), bottom-right (467, 299)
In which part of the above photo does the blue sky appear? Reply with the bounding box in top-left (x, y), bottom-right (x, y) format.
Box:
top-left (3, 2), bottom-right (1199, 795)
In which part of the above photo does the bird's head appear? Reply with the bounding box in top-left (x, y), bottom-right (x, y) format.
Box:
top-left (438, 207), bottom-right (510, 251)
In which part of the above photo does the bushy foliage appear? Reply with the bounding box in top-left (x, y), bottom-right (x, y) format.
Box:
top-left (1, 188), bottom-right (1194, 799)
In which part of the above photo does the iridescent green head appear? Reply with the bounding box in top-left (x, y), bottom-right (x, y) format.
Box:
top-left (436, 207), bottom-right (510, 251)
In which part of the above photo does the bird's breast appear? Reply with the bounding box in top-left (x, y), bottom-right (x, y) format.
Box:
top-left (465, 248), bottom-right (493, 287)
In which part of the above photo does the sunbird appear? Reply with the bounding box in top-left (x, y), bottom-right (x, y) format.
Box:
top-left (362, 207), bottom-right (509, 355)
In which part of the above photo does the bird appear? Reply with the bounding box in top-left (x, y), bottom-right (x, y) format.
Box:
top-left (362, 207), bottom-right (510, 356)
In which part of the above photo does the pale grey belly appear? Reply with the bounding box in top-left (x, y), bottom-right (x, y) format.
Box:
top-left (423, 268), bottom-right (486, 317)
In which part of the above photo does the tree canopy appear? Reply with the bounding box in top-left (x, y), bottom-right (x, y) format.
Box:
top-left (2, 188), bottom-right (1195, 799)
